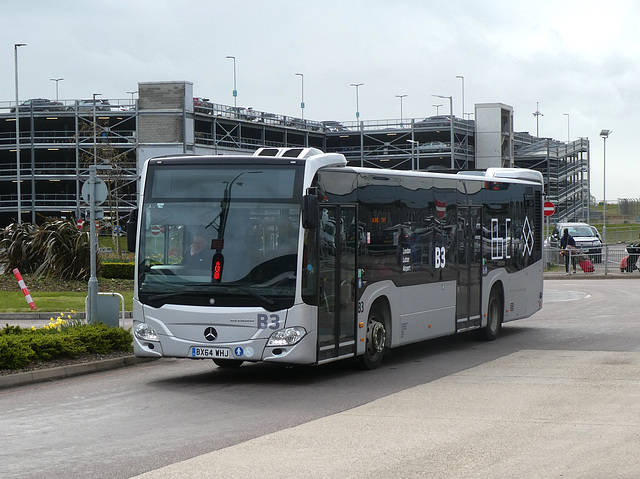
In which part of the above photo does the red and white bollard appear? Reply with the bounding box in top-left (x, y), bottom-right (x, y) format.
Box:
top-left (13, 268), bottom-right (37, 311)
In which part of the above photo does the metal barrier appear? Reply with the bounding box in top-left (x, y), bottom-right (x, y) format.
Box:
top-left (545, 245), bottom-right (640, 275)
top-left (84, 292), bottom-right (126, 327)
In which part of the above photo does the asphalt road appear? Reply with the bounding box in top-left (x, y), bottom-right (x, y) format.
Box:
top-left (2, 279), bottom-right (640, 478)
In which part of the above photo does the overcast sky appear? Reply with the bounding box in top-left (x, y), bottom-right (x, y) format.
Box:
top-left (2, 0), bottom-right (638, 200)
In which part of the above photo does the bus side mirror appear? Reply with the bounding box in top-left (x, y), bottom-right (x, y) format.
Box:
top-left (126, 209), bottom-right (138, 252)
top-left (302, 194), bottom-right (318, 229)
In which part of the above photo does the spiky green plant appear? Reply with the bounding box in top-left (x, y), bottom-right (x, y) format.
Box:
top-left (1, 220), bottom-right (92, 280)
top-left (0, 222), bottom-right (40, 273)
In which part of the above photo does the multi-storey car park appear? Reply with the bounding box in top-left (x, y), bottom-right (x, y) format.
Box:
top-left (0, 81), bottom-right (589, 228)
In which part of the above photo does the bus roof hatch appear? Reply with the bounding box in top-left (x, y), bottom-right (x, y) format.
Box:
top-left (253, 147), bottom-right (325, 159)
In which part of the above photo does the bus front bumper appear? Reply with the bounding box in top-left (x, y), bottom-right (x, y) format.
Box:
top-left (133, 320), bottom-right (318, 365)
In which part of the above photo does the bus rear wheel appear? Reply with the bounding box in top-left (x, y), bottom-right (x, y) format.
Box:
top-left (482, 290), bottom-right (503, 341)
top-left (213, 359), bottom-right (244, 368)
top-left (360, 305), bottom-right (387, 370)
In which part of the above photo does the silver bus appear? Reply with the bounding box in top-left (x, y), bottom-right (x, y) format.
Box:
top-left (129, 147), bottom-right (544, 369)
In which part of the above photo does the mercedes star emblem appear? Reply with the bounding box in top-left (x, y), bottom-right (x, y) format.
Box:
top-left (204, 327), bottom-right (218, 341)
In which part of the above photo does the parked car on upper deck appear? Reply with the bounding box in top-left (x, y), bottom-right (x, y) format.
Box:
top-left (414, 115), bottom-right (452, 128)
top-left (226, 106), bottom-right (257, 121)
top-left (322, 120), bottom-right (348, 132)
top-left (193, 97), bottom-right (213, 114)
top-left (68, 99), bottom-right (111, 112)
top-left (10, 98), bottom-right (63, 113)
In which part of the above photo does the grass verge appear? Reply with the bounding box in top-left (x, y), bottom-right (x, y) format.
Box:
top-left (0, 274), bottom-right (133, 313)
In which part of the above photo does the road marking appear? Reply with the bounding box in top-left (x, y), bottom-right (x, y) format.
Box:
top-left (544, 289), bottom-right (590, 303)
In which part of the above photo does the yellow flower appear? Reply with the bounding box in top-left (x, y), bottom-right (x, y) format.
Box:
top-left (31, 326), bottom-right (36, 330)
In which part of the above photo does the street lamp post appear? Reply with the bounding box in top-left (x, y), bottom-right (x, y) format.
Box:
top-left (396, 94), bottom-right (407, 127)
top-left (350, 83), bottom-right (363, 121)
top-left (50, 78), bottom-right (63, 102)
top-left (127, 90), bottom-right (138, 108)
top-left (92, 93), bottom-right (101, 166)
top-left (295, 73), bottom-right (304, 121)
top-left (351, 83), bottom-right (364, 166)
top-left (600, 129), bottom-right (611, 246)
top-left (14, 43), bottom-right (26, 224)
top-left (296, 73), bottom-right (306, 146)
top-left (433, 94), bottom-right (454, 168)
top-left (432, 104), bottom-right (442, 115)
top-left (563, 113), bottom-right (570, 142)
top-left (533, 102), bottom-right (543, 137)
top-left (226, 56), bottom-right (237, 108)
top-left (455, 75), bottom-right (465, 118)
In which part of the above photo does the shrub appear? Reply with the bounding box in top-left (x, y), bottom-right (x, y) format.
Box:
top-left (0, 323), bottom-right (133, 370)
top-left (0, 336), bottom-right (35, 370)
top-left (100, 262), bottom-right (134, 279)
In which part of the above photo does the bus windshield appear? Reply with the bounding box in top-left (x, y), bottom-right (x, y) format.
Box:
top-left (138, 164), bottom-right (302, 310)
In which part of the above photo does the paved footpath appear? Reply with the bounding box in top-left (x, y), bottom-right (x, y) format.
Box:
top-left (131, 349), bottom-right (640, 478)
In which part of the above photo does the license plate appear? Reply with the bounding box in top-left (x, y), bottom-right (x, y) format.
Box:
top-left (190, 347), bottom-right (230, 359)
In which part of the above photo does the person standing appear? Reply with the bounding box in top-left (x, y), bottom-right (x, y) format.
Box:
top-left (560, 228), bottom-right (577, 274)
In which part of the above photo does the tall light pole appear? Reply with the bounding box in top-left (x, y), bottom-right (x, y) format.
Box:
top-left (396, 94), bottom-right (407, 127)
top-left (433, 104), bottom-right (442, 115)
top-left (351, 83), bottom-right (364, 166)
top-left (433, 94), bottom-right (454, 168)
top-left (127, 90), bottom-right (137, 107)
top-left (50, 78), bottom-right (63, 102)
top-left (295, 73), bottom-right (304, 121)
top-left (600, 129), bottom-right (611, 245)
top-left (350, 83), bottom-right (363, 121)
top-left (92, 93), bottom-right (101, 166)
top-left (455, 75), bottom-right (465, 118)
top-left (14, 43), bottom-right (26, 224)
top-left (226, 56), bottom-right (237, 108)
top-left (563, 113), bottom-right (570, 142)
top-left (533, 101), bottom-right (543, 137)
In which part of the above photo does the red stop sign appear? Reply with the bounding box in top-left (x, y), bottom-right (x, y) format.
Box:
top-left (544, 201), bottom-right (555, 217)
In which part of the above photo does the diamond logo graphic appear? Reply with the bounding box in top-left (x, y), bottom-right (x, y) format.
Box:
top-left (522, 216), bottom-right (534, 256)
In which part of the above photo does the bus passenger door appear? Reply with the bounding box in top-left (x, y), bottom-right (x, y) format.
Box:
top-left (317, 205), bottom-right (357, 362)
top-left (456, 206), bottom-right (482, 331)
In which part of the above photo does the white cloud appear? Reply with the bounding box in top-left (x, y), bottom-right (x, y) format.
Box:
top-left (2, 0), bottom-right (639, 198)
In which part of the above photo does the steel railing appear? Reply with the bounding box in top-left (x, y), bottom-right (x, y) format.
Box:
top-left (544, 245), bottom-right (640, 275)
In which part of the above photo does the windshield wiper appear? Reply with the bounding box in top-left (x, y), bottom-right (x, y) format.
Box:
top-left (145, 283), bottom-right (212, 302)
top-left (145, 284), bottom-right (275, 306)
top-left (237, 287), bottom-right (276, 306)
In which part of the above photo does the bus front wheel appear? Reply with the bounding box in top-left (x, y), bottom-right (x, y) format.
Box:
top-left (360, 305), bottom-right (387, 370)
top-left (482, 290), bottom-right (503, 341)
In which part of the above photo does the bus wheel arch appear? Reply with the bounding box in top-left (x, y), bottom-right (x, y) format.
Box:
top-left (483, 283), bottom-right (504, 341)
top-left (360, 297), bottom-right (391, 370)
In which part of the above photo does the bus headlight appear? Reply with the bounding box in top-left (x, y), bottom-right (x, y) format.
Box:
top-left (267, 327), bottom-right (306, 346)
top-left (135, 322), bottom-right (159, 341)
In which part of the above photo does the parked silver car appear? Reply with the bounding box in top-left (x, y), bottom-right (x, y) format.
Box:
top-left (68, 99), bottom-right (111, 112)
top-left (546, 222), bottom-right (603, 262)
